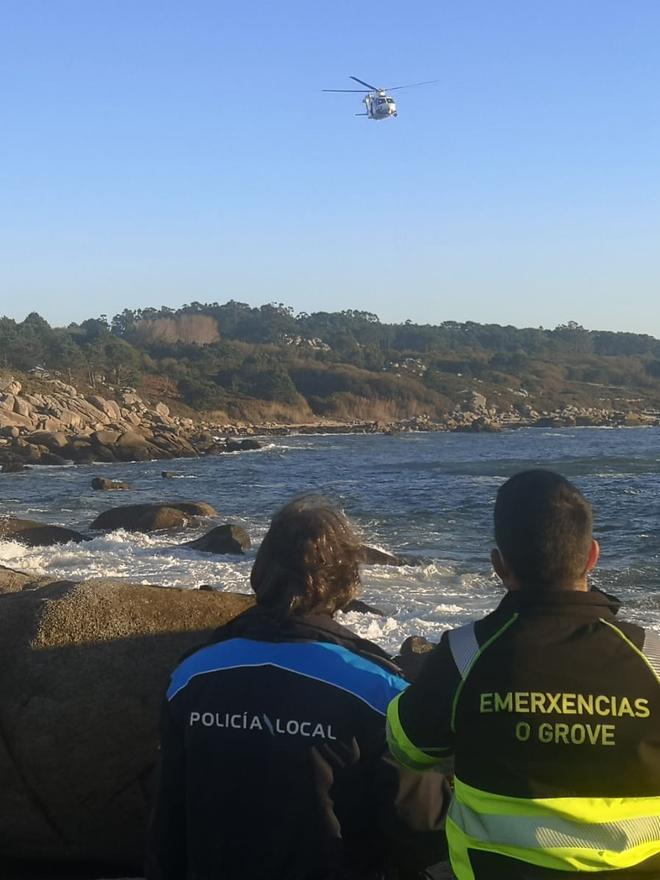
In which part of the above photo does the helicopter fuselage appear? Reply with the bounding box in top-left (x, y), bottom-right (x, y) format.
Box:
top-left (365, 92), bottom-right (397, 120)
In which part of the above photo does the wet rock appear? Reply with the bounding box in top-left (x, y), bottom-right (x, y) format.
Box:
top-left (91, 478), bottom-right (132, 491)
top-left (224, 438), bottom-right (263, 452)
top-left (1, 462), bottom-right (30, 473)
top-left (359, 545), bottom-right (421, 567)
top-left (0, 578), bottom-right (253, 867)
top-left (91, 445), bottom-right (119, 463)
top-left (41, 452), bottom-right (69, 466)
top-left (90, 502), bottom-right (217, 532)
top-left (161, 471), bottom-right (182, 479)
top-left (343, 599), bottom-right (385, 616)
top-left (185, 524), bottom-right (251, 555)
top-left (0, 517), bottom-right (87, 546)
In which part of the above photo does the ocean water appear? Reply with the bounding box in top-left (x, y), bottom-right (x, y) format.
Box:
top-left (1, 427), bottom-right (659, 652)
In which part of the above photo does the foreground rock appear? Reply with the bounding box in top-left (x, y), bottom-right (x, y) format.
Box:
top-left (0, 575), bottom-right (254, 868)
top-left (0, 517), bottom-right (87, 547)
top-left (0, 565), bottom-right (53, 594)
top-left (90, 502), bottom-right (218, 532)
top-left (184, 524), bottom-right (252, 555)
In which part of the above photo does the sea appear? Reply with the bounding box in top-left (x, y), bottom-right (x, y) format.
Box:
top-left (1, 426), bottom-right (659, 652)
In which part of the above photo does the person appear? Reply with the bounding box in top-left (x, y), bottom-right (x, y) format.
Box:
top-left (386, 469), bottom-right (660, 879)
top-left (147, 495), bottom-right (448, 880)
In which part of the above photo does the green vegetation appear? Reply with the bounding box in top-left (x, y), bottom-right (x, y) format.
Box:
top-left (2, 305), bottom-right (660, 421)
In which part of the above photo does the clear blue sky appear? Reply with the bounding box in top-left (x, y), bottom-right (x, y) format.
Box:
top-left (1, 0), bottom-right (659, 336)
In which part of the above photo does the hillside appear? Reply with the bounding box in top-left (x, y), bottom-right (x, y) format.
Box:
top-left (2, 304), bottom-right (660, 426)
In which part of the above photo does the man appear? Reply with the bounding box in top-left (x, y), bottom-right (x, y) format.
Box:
top-left (387, 469), bottom-right (660, 879)
top-left (147, 496), bottom-right (448, 880)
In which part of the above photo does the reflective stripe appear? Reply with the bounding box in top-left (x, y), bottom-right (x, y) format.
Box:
top-left (450, 614), bottom-right (518, 732)
top-left (447, 777), bottom-right (660, 879)
top-left (642, 629), bottom-right (660, 679)
top-left (167, 638), bottom-right (407, 713)
top-left (448, 623), bottom-right (479, 678)
top-left (386, 693), bottom-right (440, 771)
top-left (600, 618), bottom-right (660, 684)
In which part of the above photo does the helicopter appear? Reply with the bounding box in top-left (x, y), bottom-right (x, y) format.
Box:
top-left (322, 75), bottom-right (438, 120)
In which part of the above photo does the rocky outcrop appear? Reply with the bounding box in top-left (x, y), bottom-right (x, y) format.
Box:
top-left (185, 524), bottom-right (252, 555)
top-left (90, 502), bottom-right (218, 532)
top-left (0, 575), bottom-right (254, 868)
top-left (0, 518), bottom-right (87, 547)
top-left (0, 377), bottom-right (247, 467)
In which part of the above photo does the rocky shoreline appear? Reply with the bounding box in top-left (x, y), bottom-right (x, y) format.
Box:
top-left (2, 375), bottom-right (659, 470)
top-left (0, 563), bottom-right (448, 880)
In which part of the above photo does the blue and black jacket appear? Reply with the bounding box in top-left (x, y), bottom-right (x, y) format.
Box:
top-left (147, 606), bottom-right (448, 880)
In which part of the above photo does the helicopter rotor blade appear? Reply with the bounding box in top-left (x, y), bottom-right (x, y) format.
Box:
top-left (350, 76), bottom-right (380, 91)
top-left (322, 89), bottom-right (369, 93)
top-left (385, 79), bottom-right (439, 92)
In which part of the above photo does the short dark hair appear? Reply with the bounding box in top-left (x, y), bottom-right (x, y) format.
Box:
top-left (250, 495), bottom-right (361, 616)
top-left (494, 469), bottom-right (593, 589)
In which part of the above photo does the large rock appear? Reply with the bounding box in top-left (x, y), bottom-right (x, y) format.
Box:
top-left (0, 410), bottom-right (37, 430)
top-left (91, 430), bottom-right (122, 448)
top-left (0, 377), bottom-right (21, 396)
top-left (86, 396), bottom-right (122, 422)
top-left (0, 577), bottom-right (254, 868)
top-left (90, 502), bottom-right (218, 533)
top-left (185, 524), bottom-right (251, 555)
top-left (0, 518), bottom-right (87, 547)
top-left (25, 431), bottom-right (69, 450)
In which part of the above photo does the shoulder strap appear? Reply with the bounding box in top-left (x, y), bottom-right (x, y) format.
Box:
top-left (447, 623), bottom-right (479, 679)
top-left (642, 629), bottom-right (660, 679)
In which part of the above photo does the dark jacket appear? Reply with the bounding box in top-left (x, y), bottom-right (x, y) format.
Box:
top-left (387, 589), bottom-right (660, 879)
top-left (147, 606), bottom-right (448, 880)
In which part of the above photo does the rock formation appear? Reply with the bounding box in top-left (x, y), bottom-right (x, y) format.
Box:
top-left (0, 570), bottom-right (254, 869)
top-left (184, 524), bottom-right (252, 555)
top-left (0, 518), bottom-right (87, 547)
top-left (90, 502), bottom-right (217, 533)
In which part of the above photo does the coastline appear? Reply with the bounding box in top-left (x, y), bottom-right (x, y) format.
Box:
top-left (2, 372), bottom-right (659, 471)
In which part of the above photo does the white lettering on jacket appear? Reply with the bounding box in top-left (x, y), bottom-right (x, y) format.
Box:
top-left (189, 711), bottom-right (337, 740)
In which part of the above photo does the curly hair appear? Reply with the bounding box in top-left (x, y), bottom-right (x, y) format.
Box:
top-left (250, 495), bottom-right (362, 616)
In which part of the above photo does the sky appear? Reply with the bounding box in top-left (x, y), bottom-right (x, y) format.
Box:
top-left (1, 0), bottom-right (659, 336)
